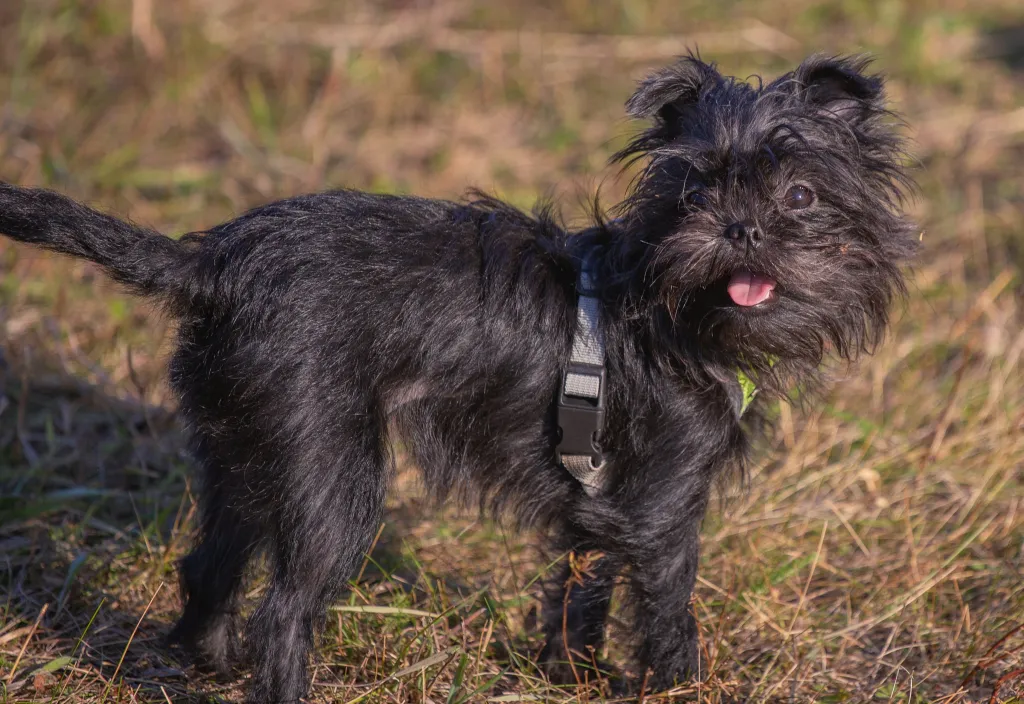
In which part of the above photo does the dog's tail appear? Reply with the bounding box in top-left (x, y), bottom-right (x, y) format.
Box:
top-left (0, 182), bottom-right (194, 302)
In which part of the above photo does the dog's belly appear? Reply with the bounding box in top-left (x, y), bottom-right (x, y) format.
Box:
top-left (386, 379), bottom-right (576, 522)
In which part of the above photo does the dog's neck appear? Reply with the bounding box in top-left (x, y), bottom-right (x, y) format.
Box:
top-left (566, 222), bottom-right (759, 422)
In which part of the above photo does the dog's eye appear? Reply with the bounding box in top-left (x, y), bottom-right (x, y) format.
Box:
top-left (685, 190), bottom-right (708, 210)
top-left (784, 185), bottom-right (815, 210)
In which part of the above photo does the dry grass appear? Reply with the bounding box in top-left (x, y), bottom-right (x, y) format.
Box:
top-left (1, 0), bottom-right (1023, 702)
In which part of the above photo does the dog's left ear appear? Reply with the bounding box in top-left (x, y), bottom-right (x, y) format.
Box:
top-left (788, 55), bottom-right (886, 122)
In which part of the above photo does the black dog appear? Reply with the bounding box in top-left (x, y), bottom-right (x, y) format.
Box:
top-left (0, 54), bottom-right (915, 702)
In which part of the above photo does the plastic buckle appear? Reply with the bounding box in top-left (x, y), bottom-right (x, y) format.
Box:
top-left (555, 362), bottom-right (606, 465)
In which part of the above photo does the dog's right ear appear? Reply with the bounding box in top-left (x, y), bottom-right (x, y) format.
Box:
top-left (625, 55), bottom-right (723, 126)
top-left (613, 55), bottom-right (723, 164)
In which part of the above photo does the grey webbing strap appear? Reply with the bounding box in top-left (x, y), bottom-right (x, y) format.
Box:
top-left (561, 454), bottom-right (603, 495)
top-left (556, 260), bottom-right (607, 496)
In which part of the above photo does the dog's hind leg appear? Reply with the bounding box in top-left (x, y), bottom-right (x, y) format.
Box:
top-left (169, 478), bottom-right (259, 676)
top-left (243, 418), bottom-right (389, 704)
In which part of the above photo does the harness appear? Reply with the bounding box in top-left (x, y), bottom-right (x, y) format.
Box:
top-left (555, 257), bottom-right (608, 497)
top-left (554, 255), bottom-right (762, 497)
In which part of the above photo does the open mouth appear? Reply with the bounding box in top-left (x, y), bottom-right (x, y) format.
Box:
top-left (726, 270), bottom-right (777, 307)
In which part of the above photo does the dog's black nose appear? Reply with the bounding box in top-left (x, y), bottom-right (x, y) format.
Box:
top-left (724, 220), bottom-right (761, 249)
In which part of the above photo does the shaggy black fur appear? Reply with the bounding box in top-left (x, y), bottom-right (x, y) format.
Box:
top-left (0, 54), bottom-right (916, 703)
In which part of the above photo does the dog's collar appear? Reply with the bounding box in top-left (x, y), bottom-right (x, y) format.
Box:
top-left (555, 254), bottom-right (607, 497)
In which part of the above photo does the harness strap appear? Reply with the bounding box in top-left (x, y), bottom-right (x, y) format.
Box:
top-left (556, 260), bottom-right (607, 496)
top-left (554, 252), bottom-right (763, 496)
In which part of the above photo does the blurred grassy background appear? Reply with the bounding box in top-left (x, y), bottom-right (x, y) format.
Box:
top-left (0, 0), bottom-right (1022, 702)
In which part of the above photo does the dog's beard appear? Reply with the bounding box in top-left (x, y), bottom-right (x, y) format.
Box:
top-left (637, 229), bottom-right (909, 397)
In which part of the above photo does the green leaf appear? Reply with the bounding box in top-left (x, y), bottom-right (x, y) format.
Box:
top-left (446, 652), bottom-right (469, 704)
top-left (55, 552), bottom-right (89, 616)
top-left (737, 370), bottom-right (758, 415)
top-left (736, 355), bottom-right (777, 415)
top-left (456, 670), bottom-right (506, 704)
top-left (32, 656), bottom-right (73, 675)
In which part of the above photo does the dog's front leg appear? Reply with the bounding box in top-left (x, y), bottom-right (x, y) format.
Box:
top-left (625, 491), bottom-right (708, 690)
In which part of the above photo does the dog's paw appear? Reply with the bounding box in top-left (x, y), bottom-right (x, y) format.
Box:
top-left (643, 657), bottom-right (705, 692)
top-left (634, 636), bottom-right (705, 692)
top-left (166, 618), bottom-right (242, 680)
top-left (539, 644), bottom-right (619, 690)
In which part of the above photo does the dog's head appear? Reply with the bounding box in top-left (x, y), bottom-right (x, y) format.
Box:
top-left (613, 54), bottom-right (917, 391)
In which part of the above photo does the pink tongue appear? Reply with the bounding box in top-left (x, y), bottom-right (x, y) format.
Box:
top-left (727, 271), bottom-right (776, 307)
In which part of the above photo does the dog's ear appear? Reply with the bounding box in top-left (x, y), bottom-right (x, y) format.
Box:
top-left (626, 55), bottom-right (723, 127)
top-left (788, 55), bottom-right (886, 122)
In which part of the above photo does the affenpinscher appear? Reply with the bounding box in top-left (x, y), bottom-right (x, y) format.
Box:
top-left (0, 54), bottom-right (915, 702)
